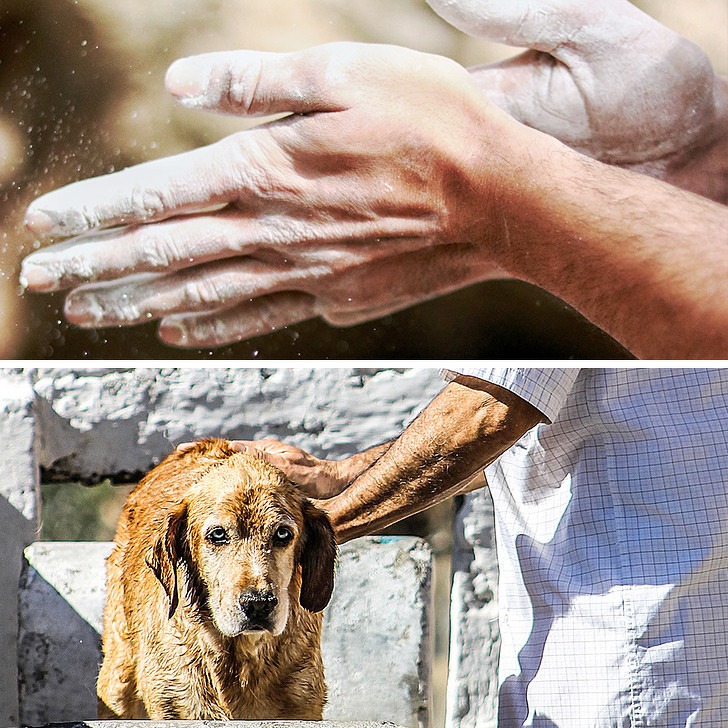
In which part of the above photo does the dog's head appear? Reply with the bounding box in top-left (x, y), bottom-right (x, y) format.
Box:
top-left (146, 442), bottom-right (337, 637)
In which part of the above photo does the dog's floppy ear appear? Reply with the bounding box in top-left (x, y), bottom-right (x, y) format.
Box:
top-left (299, 500), bottom-right (337, 613)
top-left (146, 503), bottom-right (187, 619)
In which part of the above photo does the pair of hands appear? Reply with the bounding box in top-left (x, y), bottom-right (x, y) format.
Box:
top-left (21, 0), bottom-right (724, 347)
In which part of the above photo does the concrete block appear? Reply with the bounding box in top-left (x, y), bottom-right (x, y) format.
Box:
top-left (323, 538), bottom-right (432, 728)
top-left (0, 371), bottom-right (40, 727)
top-left (18, 537), bottom-right (432, 728)
top-left (445, 491), bottom-right (500, 728)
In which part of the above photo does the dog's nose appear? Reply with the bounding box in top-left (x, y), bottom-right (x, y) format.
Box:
top-left (239, 589), bottom-right (278, 623)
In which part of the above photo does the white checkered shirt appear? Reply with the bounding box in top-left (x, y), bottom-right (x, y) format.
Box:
top-left (444, 368), bottom-right (728, 727)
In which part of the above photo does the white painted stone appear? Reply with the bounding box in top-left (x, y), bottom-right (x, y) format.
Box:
top-left (0, 371), bottom-right (40, 728)
top-left (18, 537), bottom-right (431, 728)
top-left (323, 537), bottom-right (432, 728)
top-left (446, 491), bottom-right (500, 728)
top-left (29, 368), bottom-right (444, 481)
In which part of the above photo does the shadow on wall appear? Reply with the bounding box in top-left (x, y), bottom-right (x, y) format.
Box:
top-left (0, 491), bottom-right (38, 726)
top-left (18, 565), bottom-right (103, 726)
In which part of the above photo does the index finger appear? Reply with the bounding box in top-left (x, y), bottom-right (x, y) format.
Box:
top-left (24, 44), bottom-right (360, 241)
top-left (25, 141), bottom-right (239, 240)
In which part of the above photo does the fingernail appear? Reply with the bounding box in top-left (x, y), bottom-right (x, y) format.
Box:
top-left (159, 320), bottom-right (190, 347)
top-left (19, 262), bottom-right (57, 292)
top-left (25, 207), bottom-right (55, 235)
top-left (165, 58), bottom-right (206, 98)
top-left (65, 293), bottom-right (99, 325)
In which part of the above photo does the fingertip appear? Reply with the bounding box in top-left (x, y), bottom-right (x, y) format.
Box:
top-left (165, 57), bottom-right (206, 99)
top-left (19, 261), bottom-right (58, 292)
top-left (24, 206), bottom-right (55, 235)
top-left (26, 197), bottom-right (93, 239)
top-left (158, 319), bottom-right (191, 347)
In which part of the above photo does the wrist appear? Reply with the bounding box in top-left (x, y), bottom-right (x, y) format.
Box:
top-left (465, 114), bottom-right (573, 283)
top-left (315, 459), bottom-right (352, 499)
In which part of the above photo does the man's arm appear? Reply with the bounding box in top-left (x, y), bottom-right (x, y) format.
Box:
top-left (489, 139), bottom-right (728, 359)
top-left (318, 376), bottom-right (544, 543)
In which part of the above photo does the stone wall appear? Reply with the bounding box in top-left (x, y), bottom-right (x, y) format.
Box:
top-left (0, 367), bottom-right (499, 728)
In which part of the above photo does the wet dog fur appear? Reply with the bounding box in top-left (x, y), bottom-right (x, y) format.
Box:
top-left (97, 438), bottom-right (337, 720)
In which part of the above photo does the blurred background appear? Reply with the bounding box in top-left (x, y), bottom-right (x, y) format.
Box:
top-left (1, 0), bottom-right (726, 359)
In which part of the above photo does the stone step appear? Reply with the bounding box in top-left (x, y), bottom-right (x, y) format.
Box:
top-left (18, 537), bottom-right (432, 728)
top-left (31, 721), bottom-right (406, 728)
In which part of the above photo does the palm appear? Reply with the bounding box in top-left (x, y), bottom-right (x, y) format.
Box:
top-left (429, 0), bottom-right (722, 192)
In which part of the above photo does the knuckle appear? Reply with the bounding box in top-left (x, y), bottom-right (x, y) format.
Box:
top-left (102, 289), bottom-right (141, 323)
top-left (671, 37), bottom-right (713, 87)
top-left (78, 206), bottom-right (102, 234)
top-left (223, 56), bottom-right (264, 115)
top-left (181, 277), bottom-right (227, 309)
top-left (225, 136), bottom-right (286, 200)
top-left (129, 185), bottom-right (167, 222)
top-left (133, 227), bottom-right (178, 270)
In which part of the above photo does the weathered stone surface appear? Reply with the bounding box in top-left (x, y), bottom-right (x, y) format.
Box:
top-left (28, 721), bottom-right (406, 728)
top-left (445, 491), bottom-right (500, 728)
top-left (28, 368), bottom-right (444, 482)
top-left (0, 371), bottom-right (40, 728)
top-left (18, 537), bottom-right (431, 728)
top-left (323, 538), bottom-right (432, 728)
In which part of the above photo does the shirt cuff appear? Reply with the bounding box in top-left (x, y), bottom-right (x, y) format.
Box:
top-left (440, 367), bottom-right (580, 423)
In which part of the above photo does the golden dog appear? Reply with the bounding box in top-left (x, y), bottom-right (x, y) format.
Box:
top-left (97, 438), bottom-right (337, 720)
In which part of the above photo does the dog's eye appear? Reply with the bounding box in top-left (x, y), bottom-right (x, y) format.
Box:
top-left (272, 525), bottom-right (294, 546)
top-left (206, 526), bottom-right (229, 545)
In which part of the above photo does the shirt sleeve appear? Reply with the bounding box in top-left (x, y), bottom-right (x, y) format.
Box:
top-left (440, 367), bottom-right (581, 423)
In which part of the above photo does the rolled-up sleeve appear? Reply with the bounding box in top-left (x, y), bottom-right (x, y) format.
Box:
top-left (440, 367), bottom-right (580, 423)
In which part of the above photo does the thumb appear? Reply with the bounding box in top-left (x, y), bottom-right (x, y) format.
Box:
top-left (425, 0), bottom-right (661, 57)
top-left (165, 44), bottom-right (356, 117)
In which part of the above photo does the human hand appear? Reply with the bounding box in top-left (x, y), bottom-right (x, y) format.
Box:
top-left (427, 0), bottom-right (727, 201)
top-left (21, 43), bottom-right (514, 346)
top-left (177, 438), bottom-right (349, 499)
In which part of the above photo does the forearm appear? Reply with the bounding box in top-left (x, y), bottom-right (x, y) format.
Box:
top-left (490, 128), bottom-right (728, 359)
top-left (321, 378), bottom-right (543, 543)
top-left (332, 442), bottom-right (393, 486)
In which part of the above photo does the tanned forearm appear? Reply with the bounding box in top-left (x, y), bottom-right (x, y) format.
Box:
top-left (489, 128), bottom-right (728, 359)
top-left (332, 442), bottom-right (393, 485)
top-left (319, 377), bottom-right (544, 543)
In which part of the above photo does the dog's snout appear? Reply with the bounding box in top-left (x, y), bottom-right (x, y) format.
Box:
top-left (240, 589), bottom-right (278, 623)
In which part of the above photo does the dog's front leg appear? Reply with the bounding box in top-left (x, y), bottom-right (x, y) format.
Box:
top-left (139, 665), bottom-right (232, 720)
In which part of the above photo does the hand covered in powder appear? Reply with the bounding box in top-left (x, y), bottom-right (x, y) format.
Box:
top-left (21, 43), bottom-right (513, 346)
top-left (428, 0), bottom-right (726, 200)
top-left (20, 0), bottom-right (726, 347)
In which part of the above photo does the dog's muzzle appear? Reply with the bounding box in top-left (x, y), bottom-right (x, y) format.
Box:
top-left (239, 588), bottom-right (278, 630)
